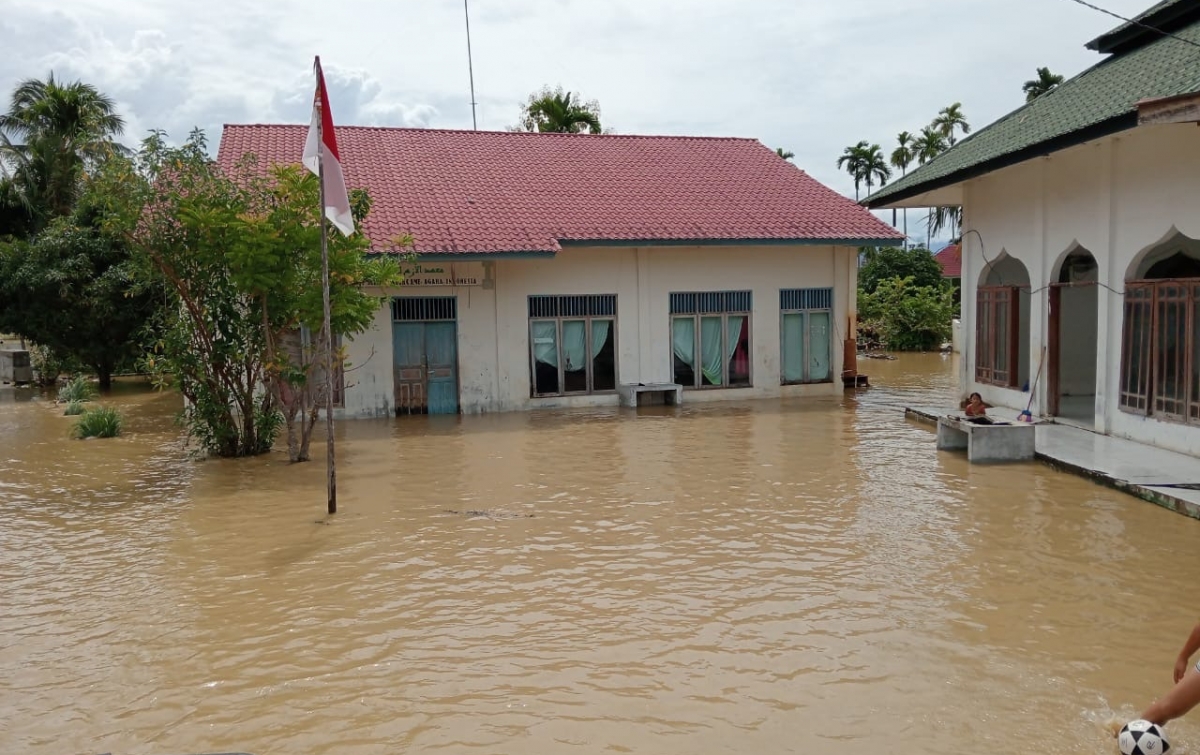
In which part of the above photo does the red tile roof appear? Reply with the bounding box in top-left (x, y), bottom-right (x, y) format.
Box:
top-left (934, 243), bottom-right (962, 278)
top-left (217, 126), bottom-right (902, 255)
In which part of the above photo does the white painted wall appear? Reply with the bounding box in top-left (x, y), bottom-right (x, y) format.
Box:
top-left (958, 122), bottom-right (1200, 455)
top-left (340, 243), bottom-right (857, 416)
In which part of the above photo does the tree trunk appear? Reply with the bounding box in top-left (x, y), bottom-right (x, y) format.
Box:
top-left (96, 361), bottom-right (113, 392)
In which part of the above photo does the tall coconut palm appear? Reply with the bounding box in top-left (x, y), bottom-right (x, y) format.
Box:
top-left (1023, 67), bottom-right (1065, 102)
top-left (914, 127), bottom-right (948, 249)
top-left (514, 86), bottom-right (602, 134)
top-left (932, 102), bottom-right (970, 146)
top-left (0, 74), bottom-right (125, 231)
top-left (890, 131), bottom-right (915, 245)
top-left (836, 141), bottom-right (869, 201)
top-left (860, 143), bottom-right (891, 197)
top-left (775, 147), bottom-right (795, 161)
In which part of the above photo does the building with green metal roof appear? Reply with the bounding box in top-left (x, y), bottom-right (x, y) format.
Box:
top-left (867, 0), bottom-right (1200, 457)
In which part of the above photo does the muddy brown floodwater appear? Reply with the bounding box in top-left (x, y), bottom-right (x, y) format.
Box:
top-left (2, 353), bottom-right (1200, 755)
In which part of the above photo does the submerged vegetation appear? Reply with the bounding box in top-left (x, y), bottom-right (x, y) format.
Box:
top-left (71, 405), bottom-right (123, 439)
top-left (57, 375), bottom-right (97, 403)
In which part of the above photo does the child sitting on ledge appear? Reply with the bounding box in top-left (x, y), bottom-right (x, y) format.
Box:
top-left (963, 392), bottom-right (987, 417)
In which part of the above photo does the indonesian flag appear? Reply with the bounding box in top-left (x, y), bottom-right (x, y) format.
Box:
top-left (302, 56), bottom-right (355, 236)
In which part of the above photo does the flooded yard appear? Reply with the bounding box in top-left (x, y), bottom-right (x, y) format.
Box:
top-left (2, 353), bottom-right (1198, 754)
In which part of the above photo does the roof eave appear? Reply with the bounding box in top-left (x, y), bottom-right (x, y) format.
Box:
top-left (864, 113), bottom-right (1137, 209)
top-left (557, 236), bottom-right (904, 248)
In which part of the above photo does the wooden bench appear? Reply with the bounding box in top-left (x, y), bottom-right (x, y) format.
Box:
top-left (617, 383), bottom-right (683, 408)
top-left (936, 414), bottom-right (1035, 462)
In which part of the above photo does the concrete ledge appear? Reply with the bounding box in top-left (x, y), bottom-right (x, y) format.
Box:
top-left (618, 383), bottom-right (683, 408)
top-left (936, 414), bottom-right (1036, 463)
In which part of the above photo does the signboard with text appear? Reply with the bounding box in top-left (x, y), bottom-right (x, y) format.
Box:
top-left (400, 262), bottom-right (483, 287)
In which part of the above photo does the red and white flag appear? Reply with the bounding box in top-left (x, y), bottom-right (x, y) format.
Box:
top-left (302, 56), bottom-right (355, 236)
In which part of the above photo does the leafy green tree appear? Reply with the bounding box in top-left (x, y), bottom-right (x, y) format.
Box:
top-left (858, 276), bottom-right (955, 351)
top-left (1023, 67), bottom-right (1064, 102)
top-left (775, 147), bottom-right (795, 161)
top-left (0, 215), bottom-right (159, 391)
top-left (858, 245), bottom-right (945, 294)
top-left (90, 130), bottom-right (404, 461)
top-left (513, 86), bottom-right (603, 134)
top-left (0, 74), bottom-right (125, 235)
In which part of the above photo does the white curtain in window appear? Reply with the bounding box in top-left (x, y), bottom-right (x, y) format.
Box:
top-left (672, 317), bottom-right (695, 370)
top-left (701, 316), bottom-right (724, 385)
top-left (808, 311), bottom-right (831, 381)
top-left (562, 320), bottom-right (587, 371)
top-left (591, 320), bottom-right (611, 359)
top-left (782, 312), bottom-right (805, 383)
top-left (532, 321), bottom-right (557, 367)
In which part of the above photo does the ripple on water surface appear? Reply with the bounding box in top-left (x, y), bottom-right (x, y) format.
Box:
top-left (1, 358), bottom-right (1198, 754)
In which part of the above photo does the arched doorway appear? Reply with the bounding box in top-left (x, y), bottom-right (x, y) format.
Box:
top-left (975, 253), bottom-right (1031, 391)
top-left (1047, 247), bottom-right (1099, 421)
top-left (1119, 231), bottom-right (1200, 421)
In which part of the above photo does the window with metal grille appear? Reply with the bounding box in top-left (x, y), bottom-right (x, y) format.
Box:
top-left (670, 291), bottom-right (752, 389)
top-left (528, 294), bottom-right (617, 318)
top-left (780, 288), bottom-right (833, 384)
top-left (975, 286), bottom-right (1020, 387)
top-left (1120, 279), bottom-right (1200, 425)
top-left (392, 296), bottom-right (457, 322)
top-left (529, 295), bottom-right (618, 397)
top-left (670, 290), bottom-right (752, 315)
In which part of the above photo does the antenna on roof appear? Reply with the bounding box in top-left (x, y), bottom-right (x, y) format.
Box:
top-left (464, 0), bottom-right (479, 129)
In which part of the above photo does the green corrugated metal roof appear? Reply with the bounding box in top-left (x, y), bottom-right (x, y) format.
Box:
top-left (1087, 0), bottom-right (1189, 52)
top-left (865, 14), bottom-right (1200, 208)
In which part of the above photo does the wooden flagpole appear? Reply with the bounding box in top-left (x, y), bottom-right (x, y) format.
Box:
top-left (315, 56), bottom-right (337, 515)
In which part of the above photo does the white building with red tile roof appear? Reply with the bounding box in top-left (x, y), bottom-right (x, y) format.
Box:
top-left (219, 125), bottom-right (901, 416)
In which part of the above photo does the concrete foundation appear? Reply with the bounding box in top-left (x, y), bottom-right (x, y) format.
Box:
top-left (617, 383), bottom-right (683, 408)
top-left (936, 415), bottom-right (1036, 462)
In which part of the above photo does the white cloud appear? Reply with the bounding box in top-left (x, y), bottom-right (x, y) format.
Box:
top-left (0, 0), bottom-right (1158, 208)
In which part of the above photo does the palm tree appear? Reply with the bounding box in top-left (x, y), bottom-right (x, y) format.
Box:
top-left (514, 86), bottom-right (602, 134)
top-left (0, 74), bottom-right (124, 231)
top-left (860, 143), bottom-right (891, 197)
top-left (890, 131), bottom-right (915, 245)
top-left (914, 127), bottom-right (948, 248)
top-left (836, 141), bottom-right (870, 201)
top-left (1023, 67), bottom-right (1065, 102)
top-left (776, 147), bottom-right (795, 161)
top-left (932, 102), bottom-right (970, 146)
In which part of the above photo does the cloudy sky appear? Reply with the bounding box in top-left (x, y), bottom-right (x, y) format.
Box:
top-left (1, 0), bottom-right (1151, 205)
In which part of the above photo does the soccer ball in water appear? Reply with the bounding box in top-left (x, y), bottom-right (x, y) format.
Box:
top-left (1118, 720), bottom-right (1170, 755)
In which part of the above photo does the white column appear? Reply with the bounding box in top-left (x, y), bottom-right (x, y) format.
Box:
top-left (1098, 137), bottom-right (1120, 435)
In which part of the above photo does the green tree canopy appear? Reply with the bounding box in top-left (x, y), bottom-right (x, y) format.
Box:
top-left (0, 214), bottom-right (159, 390)
top-left (859, 246), bottom-right (945, 294)
top-left (88, 129), bottom-right (404, 460)
top-left (858, 276), bottom-right (955, 351)
top-left (1023, 67), bottom-right (1065, 102)
top-left (513, 85), bottom-right (604, 134)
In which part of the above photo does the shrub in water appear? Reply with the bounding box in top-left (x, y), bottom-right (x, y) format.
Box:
top-left (58, 376), bottom-right (97, 403)
top-left (63, 401), bottom-right (85, 416)
top-left (72, 406), bottom-right (123, 439)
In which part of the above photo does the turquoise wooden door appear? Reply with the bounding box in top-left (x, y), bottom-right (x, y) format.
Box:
top-left (425, 321), bottom-right (459, 414)
top-left (392, 321), bottom-right (459, 415)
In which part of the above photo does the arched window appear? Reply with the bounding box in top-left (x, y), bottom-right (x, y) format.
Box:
top-left (1120, 231), bottom-right (1200, 423)
top-left (976, 254), bottom-right (1031, 388)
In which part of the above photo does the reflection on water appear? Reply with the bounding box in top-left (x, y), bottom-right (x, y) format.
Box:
top-left (1, 354), bottom-right (1198, 755)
